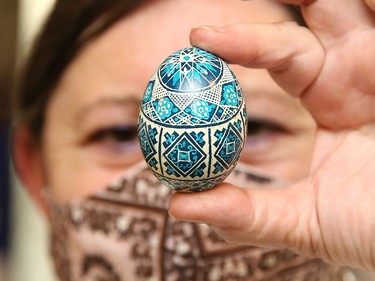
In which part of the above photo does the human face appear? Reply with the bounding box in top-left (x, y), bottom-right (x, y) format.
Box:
top-left (42, 0), bottom-right (316, 202)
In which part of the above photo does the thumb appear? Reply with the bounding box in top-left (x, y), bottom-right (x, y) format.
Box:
top-left (169, 182), bottom-right (320, 254)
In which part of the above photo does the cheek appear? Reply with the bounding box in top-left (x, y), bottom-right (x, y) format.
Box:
top-left (42, 136), bottom-right (134, 202)
top-left (45, 155), bottom-right (128, 203)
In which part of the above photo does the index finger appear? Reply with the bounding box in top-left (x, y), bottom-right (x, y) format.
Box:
top-left (190, 21), bottom-right (324, 97)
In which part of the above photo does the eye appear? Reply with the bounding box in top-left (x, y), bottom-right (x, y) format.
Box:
top-left (245, 117), bottom-right (288, 148)
top-left (247, 118), bottom-right (286, 137)
top-left (87, 125), bottom-right (140, 153)
top-left (89, 125), bottom-right (137, 142)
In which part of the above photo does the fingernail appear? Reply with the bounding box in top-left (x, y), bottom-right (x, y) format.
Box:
top-left (192, 25), bottom-right (227, 33)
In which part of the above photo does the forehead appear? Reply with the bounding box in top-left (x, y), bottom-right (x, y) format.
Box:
top-left (63, 0), bottom-right (292, 86)
top-left (104, 0), bottom-right (293, 74)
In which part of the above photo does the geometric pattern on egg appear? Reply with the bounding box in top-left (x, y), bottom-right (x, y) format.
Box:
top-left (138, 47), bottom-right (247, 192)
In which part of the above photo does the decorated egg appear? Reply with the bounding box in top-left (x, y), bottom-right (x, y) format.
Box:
top-left (138, 47), bottom-right (247, 192)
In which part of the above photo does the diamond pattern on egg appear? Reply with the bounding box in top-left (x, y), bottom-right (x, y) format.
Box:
top-left (138, 47), bottom-right (247, 192)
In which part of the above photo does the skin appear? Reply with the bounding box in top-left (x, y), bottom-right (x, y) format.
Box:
top-left (169, 0), bottom-right (375, 272)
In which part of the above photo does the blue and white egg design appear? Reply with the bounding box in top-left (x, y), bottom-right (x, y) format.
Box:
top-left (138, 47), bottom-right (247, 192)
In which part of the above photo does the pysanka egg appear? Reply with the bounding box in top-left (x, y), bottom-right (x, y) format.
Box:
top-left (138, 47), bottom-right (247, 192)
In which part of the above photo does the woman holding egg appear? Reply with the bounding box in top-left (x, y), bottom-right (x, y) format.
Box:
top-left (12, 0), bottom-right (375, 280)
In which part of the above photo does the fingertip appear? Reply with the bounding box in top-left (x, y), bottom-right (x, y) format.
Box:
top-left (168, 185), bottom-right (218, 222)
top-left (168, 189), bottom-right (211, 222)
top-left (190, 25), bottom-right (226, 51)
top-left (168, 183), bottom-right (252, 226)
top-left (168, 191), bottom-right (188, 220)
top-left (191, 25), bottom-right (227, 34)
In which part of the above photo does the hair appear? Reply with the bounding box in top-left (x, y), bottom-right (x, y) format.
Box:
top-left (13, 0), bottom-right (304, 141)
top-left (13, 0), bottom-right (146, 140)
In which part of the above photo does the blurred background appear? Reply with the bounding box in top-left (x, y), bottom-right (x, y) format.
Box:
top-left (1, 1), bottom-right (57, 280)
top-left (1, 1), bottom-right (375, 281)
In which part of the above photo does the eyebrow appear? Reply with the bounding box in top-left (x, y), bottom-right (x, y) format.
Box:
top-left (77, 95), bottom-right (141, 120)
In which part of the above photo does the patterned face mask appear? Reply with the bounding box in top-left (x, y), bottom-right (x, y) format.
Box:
top-left (46, 162), bottom-right (342, 281)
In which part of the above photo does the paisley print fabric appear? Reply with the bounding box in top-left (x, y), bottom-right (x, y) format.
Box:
top-left (47, 162), bottom-right (344, 281)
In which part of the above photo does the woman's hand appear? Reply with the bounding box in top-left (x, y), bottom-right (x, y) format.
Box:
top-left (169, 0), bottom-right (375, 270)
